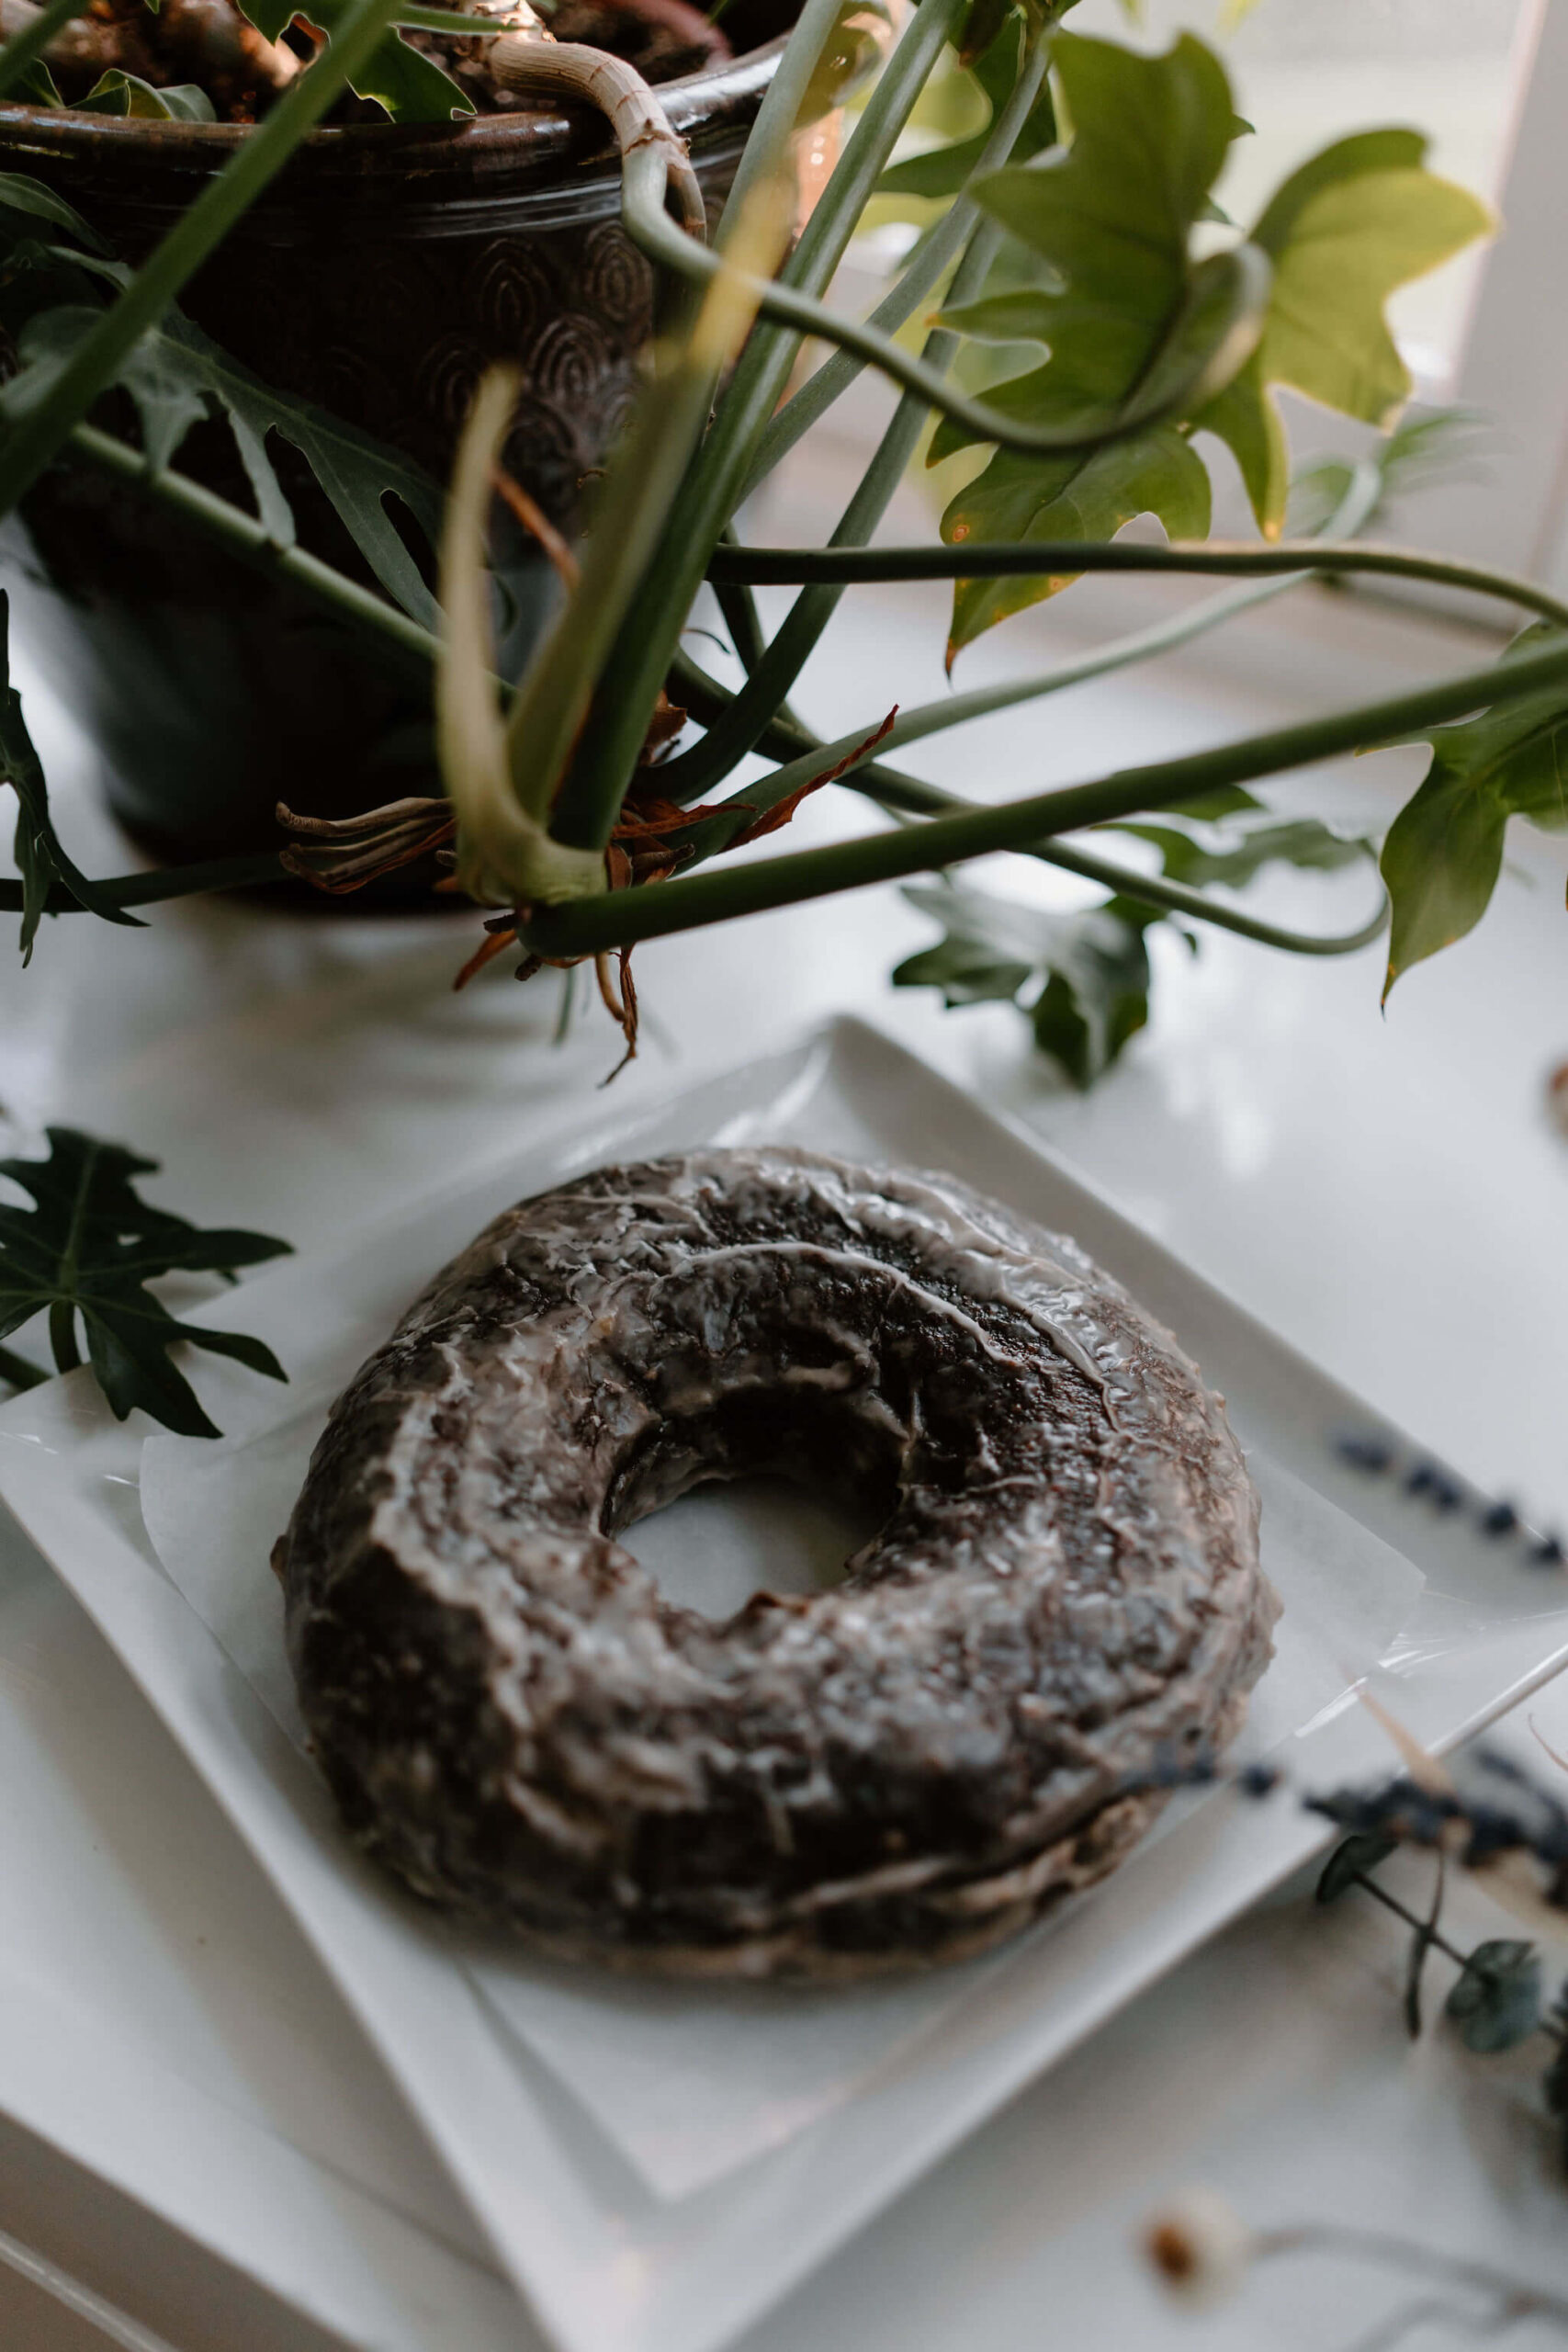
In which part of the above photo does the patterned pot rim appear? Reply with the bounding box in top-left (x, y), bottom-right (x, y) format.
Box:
top-left (0, 24), bottom-right (795, 204)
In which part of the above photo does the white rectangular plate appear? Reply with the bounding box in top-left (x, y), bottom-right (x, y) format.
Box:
top-left (1, 1016), bottom-right (1563, 2352)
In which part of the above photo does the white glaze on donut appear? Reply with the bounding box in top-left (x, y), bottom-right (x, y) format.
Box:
top-left (276, 1148), bottom-right (1278, 1976)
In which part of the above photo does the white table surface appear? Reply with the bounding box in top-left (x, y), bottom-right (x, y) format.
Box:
top-left (4, 454), bottom-right (1567, 2350)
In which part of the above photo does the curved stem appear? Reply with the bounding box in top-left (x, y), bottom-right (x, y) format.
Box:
top-left (518, 631), bottom-right (1568, 956)
top-left (0, 0), bottom-right (86, 98)
top-left (707, 536), bottom-right (1568, 630)
top-left (623, 169), bottom-right (1270, 462)
top-left (1010, 835), bottom-right (1389, 955)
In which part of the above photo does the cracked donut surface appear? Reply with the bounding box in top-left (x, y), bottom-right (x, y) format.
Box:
top-left (276, 1147), bottom-right (1278, 1977)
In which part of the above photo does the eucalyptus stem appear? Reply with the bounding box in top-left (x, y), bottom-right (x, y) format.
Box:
top-left (551, 0), bottom-right (969, 851)
top-left (0, 0), bottom-right (407, 520)
top-left (708, 537), bottom-right (1568, 631)
top-left (518, 631), bottom-right (1568, 956)
top-left (0, 0), bottom-right (85, 99)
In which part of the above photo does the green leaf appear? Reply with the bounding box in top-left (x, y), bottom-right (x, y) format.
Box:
top-left (0, 1127), bottom-right (290, 1438)
top-left (1108, 816), bottom-right (1369, 890)
top-left (1377, 624), bottom-right (1568, 1000)
top-left (934, 30), bottom-right (1238, 456)
top-left (1196, 131), bottom-right (1492, 536)
top-left (0, 172), bottom-right (110, 254)
top-left (14, 305), bottom-right (444, 623)
top-left (894, 879), bottom-right (1161, 1087)
top-left (929, 30), bottom-right (1247, 653)
top-left (235, 0), bottom-right (469, 122)
top-left (0, 593), bottom-right (142, 962)
top-left (941, 424), bottom-right (1211, 660)
top-left (876, 13), bottom-right (1058, 202)
top-left (13, 55), bottom-right (64, 105)
top-left (1445, 1939), bottom-right (1541, 2054)
top-left (77, 70), bottom-right (218, 119)
top-left (1315, 1832), bottom-right (1397, 1904)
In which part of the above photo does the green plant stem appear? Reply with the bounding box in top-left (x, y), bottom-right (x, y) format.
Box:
top-left (708, 536), bottom-right (1568, 630)
top-left (0, 0), bottom-right (85, 98)
top-left (622, 161), bottom-right (1269, 466)
top-left (669, 649), bottom-right (1388, 956)
top-left (0, 1341), bottom-right (45, 1392)
top-left (661, 41), bottom-right (1051, 799)
top-left (518, 631), bottom-right (1568, 956)
top-left (69, 424), bottom-right (439, 675)
top-left (710, 0), bottom-right (847, 243)
top-left (660, 223), bottom-right (1009, 800)
top-left (0, 0), bottom-right (406, 520)
top-left (0, 854), bottom-right (289, 916)
top-left (738, 34), bottom-right (1052, 499)
top-left (550, 0), bottom-right (970, 852)
top-left (47, 1299), bottom-right (78, 1374)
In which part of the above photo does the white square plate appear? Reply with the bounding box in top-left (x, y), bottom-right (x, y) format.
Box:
top-left (1, 1016), bottom-right (1563, 2352)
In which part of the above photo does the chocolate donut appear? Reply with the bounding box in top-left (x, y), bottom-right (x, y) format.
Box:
top-left (276, 1148), bottom-right (1278, 1977)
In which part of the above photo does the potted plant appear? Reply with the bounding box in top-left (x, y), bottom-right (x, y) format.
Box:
top-left (0, 0), bottom-right (1562, 1430)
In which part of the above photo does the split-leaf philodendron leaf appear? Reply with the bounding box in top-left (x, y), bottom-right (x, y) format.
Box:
top-left (1195, 130), bottom-right (1493, 537)
top-left (0, 594), bottom-right (141, 963)
top-left (893, 877), bottom-right (1167, 1089)
top-left (1378, 624), bottom-right (1568, 1001)
top-left (237, 0), bottom-right (471, 122)
top-left (1107, 816), bottom-right (1370, 892)
top-left (0, 1128), bottom-right (291, 1437)
top-left (15, 304), bottom-right (445, 627)
top-left (935, 30), bottom-right (1238, 657)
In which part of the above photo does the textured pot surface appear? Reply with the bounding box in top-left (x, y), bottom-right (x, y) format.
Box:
top-left (0, 6), bottom-right (797, 888)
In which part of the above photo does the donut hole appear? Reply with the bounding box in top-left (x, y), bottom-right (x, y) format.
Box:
top-left (603, 1387), bottom-right (902, 1622)
top-left (625, 1474), bottom-right (891, 1619)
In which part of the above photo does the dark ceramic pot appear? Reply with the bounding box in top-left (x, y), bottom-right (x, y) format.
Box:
top-left (0, 5), bottom-right (802, 891)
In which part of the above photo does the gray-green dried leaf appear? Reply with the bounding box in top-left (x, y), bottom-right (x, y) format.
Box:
top-left (1315, 1832), bottom-right (1398, 1904)
top-left (1445, 1939), bottom-right (1541, 2054)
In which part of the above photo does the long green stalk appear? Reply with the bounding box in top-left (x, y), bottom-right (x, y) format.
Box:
top-left (670, 649), bottom-right (1389, 955)
top-left (661, 40), bottom-right (1051, 799)
top-left (0, 854), bottom-right (288, 917)
top-left (0, 0), bottom-right (406, 519)
top-left (517, 632), bottom-right (1568, 956)
top-left (708, 537), bottom-right (1568, 629)
top-left (0, 0), bottom-right (85, 99)
top-left (658, 225), bottom-right (1010, 800)
top-left (550, 0), bottom-right (969, 851)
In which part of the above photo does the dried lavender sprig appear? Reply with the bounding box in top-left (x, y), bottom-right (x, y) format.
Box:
top-left (1334, 1429), bottom-right (1565, 1567)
